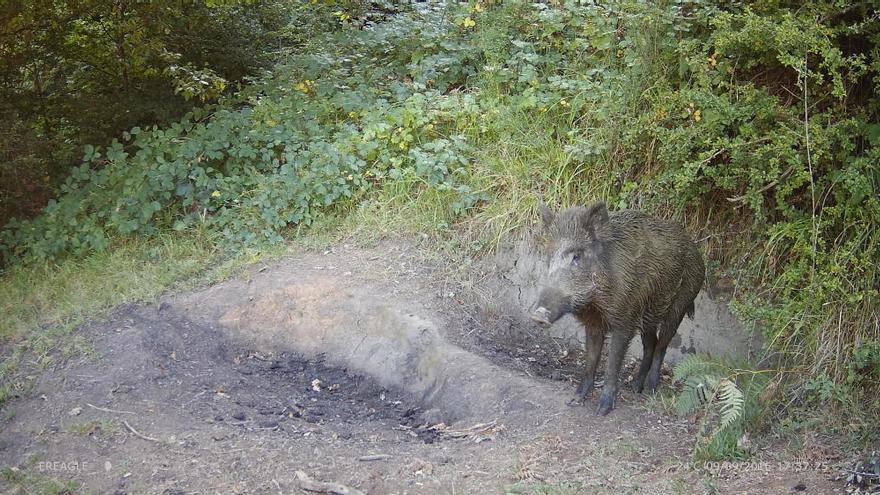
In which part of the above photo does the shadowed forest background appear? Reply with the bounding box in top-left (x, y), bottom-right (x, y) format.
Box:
top-left (1, 0), bottom-right (878, 472)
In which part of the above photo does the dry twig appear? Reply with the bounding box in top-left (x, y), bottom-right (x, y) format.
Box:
top-left (429, 420), bottom-right (505, 443)
top-left (86, 403), bottom-right (136, 415)
top-left (358, 454), bottom-right (392, 462)
top-left (294, 471), bottom-right (365, 495)
top-left (123, 420), bottom-right (160, 442)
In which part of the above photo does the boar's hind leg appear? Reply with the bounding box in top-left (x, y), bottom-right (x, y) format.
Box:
top-left (597, 329), bottom-right (631, 416)
top-left (571, 325), bottom-right (604, 406)
top-left (645, 308), bottom-right (688, 393)
top-left (632, 316), bottom-right (659, 394)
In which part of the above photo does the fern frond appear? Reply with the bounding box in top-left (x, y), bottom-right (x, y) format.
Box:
top-left (673, 355), bottom-right (759, 458)
top-left (676, 375), bottom-right (718, 415)
top-left (672, 354), bottom-right (730, 384)
top-left (675, 374), bottom-right (745, 434)
top-left (672, 355), bottom-right (708, 383)
top-left (716, 378), bottom-right (745, 431)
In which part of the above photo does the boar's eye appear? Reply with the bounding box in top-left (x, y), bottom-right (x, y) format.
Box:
top-left (571, 252), bottom-right (581, 264)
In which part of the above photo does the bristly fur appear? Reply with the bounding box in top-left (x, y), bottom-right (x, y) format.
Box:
top-left (534, 201), bottom-right (705, 414)
top-left (544, 202), bottom-right (704, 339)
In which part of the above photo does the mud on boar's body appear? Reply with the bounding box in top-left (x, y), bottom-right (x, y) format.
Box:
top-left (530, 202), bottom-right (705, 416)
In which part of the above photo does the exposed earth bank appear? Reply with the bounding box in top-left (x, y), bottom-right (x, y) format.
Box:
top-left (0, 238), bottom-right (842, 494)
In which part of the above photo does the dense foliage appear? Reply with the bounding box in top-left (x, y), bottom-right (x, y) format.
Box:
top-left (1, 0), bottom-right (878, 452)
top-left (1, 5), bottom-right (481, 257)
top-left (0, 0), bottom-right (293, 226)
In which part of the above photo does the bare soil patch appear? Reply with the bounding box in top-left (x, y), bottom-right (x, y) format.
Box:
top-left (0, 239), bottom-right (843, 494)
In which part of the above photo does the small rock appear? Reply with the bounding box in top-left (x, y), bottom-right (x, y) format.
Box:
top-left (231, 411), bottom-right (246, 421)
top-left (411, 459), bottom-right (433, 476)
top-left (737, 433), bottom-right (753, 452)
top-left (258, 420), bottom-right (279, 428)
top-left (415, 428), bottom-right (440, 444)
top-left (792, 483), bottom-right (807, 491)
top-left (68, 407), bottom-right (82, 416)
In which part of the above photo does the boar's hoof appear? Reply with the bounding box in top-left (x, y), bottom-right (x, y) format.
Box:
top-left (567, 396), bottom-right (585, 407)
top-left (596, 395), bottom-right (615, 416)
top-left (530, 307), bottom-right (552, 326)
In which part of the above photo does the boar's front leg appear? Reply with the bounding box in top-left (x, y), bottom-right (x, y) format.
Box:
top-left (597, 328), bottom-right (632, 416)
top-left (571, 324), bottom-right (604, 406)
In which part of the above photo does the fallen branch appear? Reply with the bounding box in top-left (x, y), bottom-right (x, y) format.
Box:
top-left (429, 420), bottom-right (505, 443)
top-left (294, 471), bottom-right (365, 495)
top-left (123, 421), bottom-right (160, 442)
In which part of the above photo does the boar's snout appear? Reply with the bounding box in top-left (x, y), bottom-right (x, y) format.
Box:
top-left (530, 306), bottom-right (553, 326)
top-left (530, 288), bottom-right (570, 326)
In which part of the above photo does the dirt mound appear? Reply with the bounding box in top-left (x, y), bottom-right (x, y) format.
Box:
top-left (164, 246), bottom-right (576, 424)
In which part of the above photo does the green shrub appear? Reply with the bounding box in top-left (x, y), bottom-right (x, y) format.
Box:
top-left (0, 5), bottom-right (481, 264)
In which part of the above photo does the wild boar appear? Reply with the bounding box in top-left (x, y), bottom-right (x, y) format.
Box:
top-left (531, 202), bottom-right (705, 415)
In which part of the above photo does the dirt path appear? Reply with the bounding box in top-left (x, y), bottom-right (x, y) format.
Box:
top-left (0, 239), bottom-right (842, 494)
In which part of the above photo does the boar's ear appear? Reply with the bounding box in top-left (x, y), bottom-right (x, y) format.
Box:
top-left (581, 201), bottom-right (610, 229)
top-left (538, 204), bottom-right (555, 229)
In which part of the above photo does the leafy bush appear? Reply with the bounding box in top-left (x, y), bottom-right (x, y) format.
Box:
top-left (0, 0), bottom-right (297, 227)
top-left (0, 5), bottom-right (481, 263)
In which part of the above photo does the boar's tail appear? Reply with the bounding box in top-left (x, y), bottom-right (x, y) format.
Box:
top-left (685, 301), bottom-right (696, 320)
